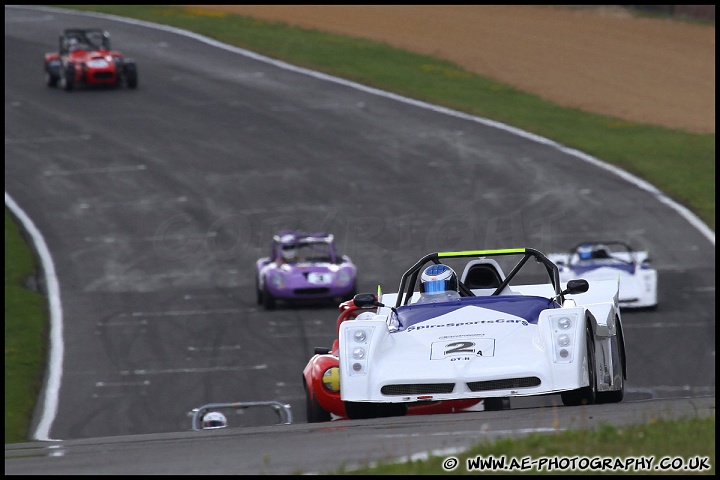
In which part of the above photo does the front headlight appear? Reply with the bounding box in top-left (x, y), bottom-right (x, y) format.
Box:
top-left (336, 269), bottom-right (352, 286)
top-left (270, 273), bottom-right (285, 289)
top-left (550, 315), bottom-right (577, 363)
top-left (322, 367), bottom-right (340, 393)
top-left (87, 58), bottom-right (110, 68)
top-left (644, 274), bottom-right (654, 292)
top-left (345, 326), bottom-right (374, 376)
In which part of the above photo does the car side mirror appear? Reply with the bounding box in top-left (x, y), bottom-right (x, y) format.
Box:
top-left (562, 279), bottom-right (589, 296)
top-left (353, 293), bottom-right (383, 308)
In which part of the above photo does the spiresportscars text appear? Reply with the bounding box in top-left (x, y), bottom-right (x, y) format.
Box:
top-left (440, 455), bottom-right (711, 472)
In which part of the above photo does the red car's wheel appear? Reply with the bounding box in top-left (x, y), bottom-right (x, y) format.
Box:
top-left (45, 68), bottom-right (59, 88)
top-left (123, 63), bottom-right (138, 89)
top-left (304, 380), bottom-right (331, 423)
top-left (61, 64), bottom-right (75, 92)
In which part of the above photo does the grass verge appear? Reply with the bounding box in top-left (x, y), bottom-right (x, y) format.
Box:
top-left (331, 415), bottom-right (715, 475)
top-left (5, 210), bottom-right (48, 444)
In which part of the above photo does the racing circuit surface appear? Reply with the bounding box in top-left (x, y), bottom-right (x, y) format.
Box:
top-left (4, 6), bottom-right (715, 475)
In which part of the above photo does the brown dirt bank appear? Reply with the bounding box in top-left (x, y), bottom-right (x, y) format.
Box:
top-left (185, 5), bottom-right (714, 134)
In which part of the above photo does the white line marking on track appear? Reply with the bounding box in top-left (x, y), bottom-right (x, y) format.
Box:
top-left (187, 345), bottom-right (242, 351)
top-left (44, 164), bottom-right (147, 176)
top-left (622, 322), bottom-right (713, 328)
top-left (96, 380), bottom-right (151, 387)
top-left (123, 308), bottom-right (246, 317)
top-left (123, 365), bottom-right (268, 375)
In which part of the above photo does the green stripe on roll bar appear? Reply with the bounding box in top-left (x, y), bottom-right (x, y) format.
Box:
top-left (438, 248), bottom-right (526, 257)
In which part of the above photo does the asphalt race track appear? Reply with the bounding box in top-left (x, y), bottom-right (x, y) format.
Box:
top-left (5, 6), bottom-right (715, 475)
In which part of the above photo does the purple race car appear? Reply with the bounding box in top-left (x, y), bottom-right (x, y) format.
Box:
top-left (255, 231), bottom-right (358, 310)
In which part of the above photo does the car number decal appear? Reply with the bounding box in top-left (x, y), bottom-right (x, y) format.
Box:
top-left (430, 339), bottom-right (495, 359)
top-left (307, 272), bottom-right (332, 284)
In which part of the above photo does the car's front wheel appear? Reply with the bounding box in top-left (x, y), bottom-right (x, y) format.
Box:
top-left (123, 62), bottom-right (138, 89)
top-left (60, 64), bottom-right (75, 92)
top-left (304, 380), bottom-right (331, 423)
top-left (45, 68), bottom-right (59, 88)
top-left (561, 324), bottom-right (597, 406)
top-left (255, 276), bottom-right (263, 305)
top-left (262, 285), bottom-right (276, 310)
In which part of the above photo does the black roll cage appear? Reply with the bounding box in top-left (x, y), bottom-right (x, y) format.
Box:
top-left (394, 248), bottom-right (562, 308)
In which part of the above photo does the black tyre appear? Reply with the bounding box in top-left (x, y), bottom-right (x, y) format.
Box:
top-left (124, 63), bottom-right (138, 89)
top-left (262, 285), bottom-right (276, 310)
top-left (45, 69), bottom-right (59, 88)
top-left (560, 324), bottom-right (597, 406)
top-left (61, 64), bottom-right (75, 91)
top-left (483, 397), bottom-right (511, 411)
top-left (305, 380), bottom-right (331, 423)
top-left (596, 322), bottom-right (625, 404)
top-left (255, 276), bottom-right (263, 305)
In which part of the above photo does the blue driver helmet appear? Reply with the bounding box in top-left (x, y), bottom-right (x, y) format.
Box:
top-left (578, 245), bottom-right (593, 260)
top-left (420, 264), bottom-right (458, 295)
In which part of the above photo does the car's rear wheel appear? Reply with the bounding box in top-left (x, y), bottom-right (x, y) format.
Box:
top-left (304, 380), bottom-right (331, 423)
top-left (560, 323), bottom-right (597, 406)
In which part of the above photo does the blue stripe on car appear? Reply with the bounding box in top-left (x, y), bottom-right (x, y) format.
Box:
top-left (394, 296), bottom-right (560, 329)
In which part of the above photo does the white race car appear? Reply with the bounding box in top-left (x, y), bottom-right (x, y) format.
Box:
top-left (547, 241), bottom-right (658, 309)
top-left (338, 248), bottom-right (627, 419)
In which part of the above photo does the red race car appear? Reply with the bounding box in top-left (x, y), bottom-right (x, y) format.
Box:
top-left (302, 296), bottom-right (509, 422)
top-left (44, 28), bottom-right (138, 91)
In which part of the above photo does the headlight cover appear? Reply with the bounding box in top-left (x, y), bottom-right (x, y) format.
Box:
top-left (336, 269), bottom-right (352, 286)
top-left (270, 273), bottom-right (285, 289)
top-left (322, 367), bottom-right (340, 393)
top-left (550, 315), bottom-right (577, 363)
top-left (87, 58), bottom-right (110, 68)
top-left (345, 326), bottom-right (374, 376)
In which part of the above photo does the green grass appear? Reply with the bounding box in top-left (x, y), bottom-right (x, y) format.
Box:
top-left (330, 415), bottom-right (715, 475)
top-left (5, 5), bottom-right (715, 464)
top-left (5, 210), bottom-right (48, 444)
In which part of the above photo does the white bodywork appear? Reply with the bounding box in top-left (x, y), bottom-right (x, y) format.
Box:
top-left (547, 250), bottom-right (657, 309)
top-left (339, 274), bottom-right (624, 406)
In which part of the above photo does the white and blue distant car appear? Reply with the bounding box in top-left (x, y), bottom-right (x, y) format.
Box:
top-left (547, 241), bottom-right (658, 310)
top-left (338, 248), bottom-right (627, 420)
